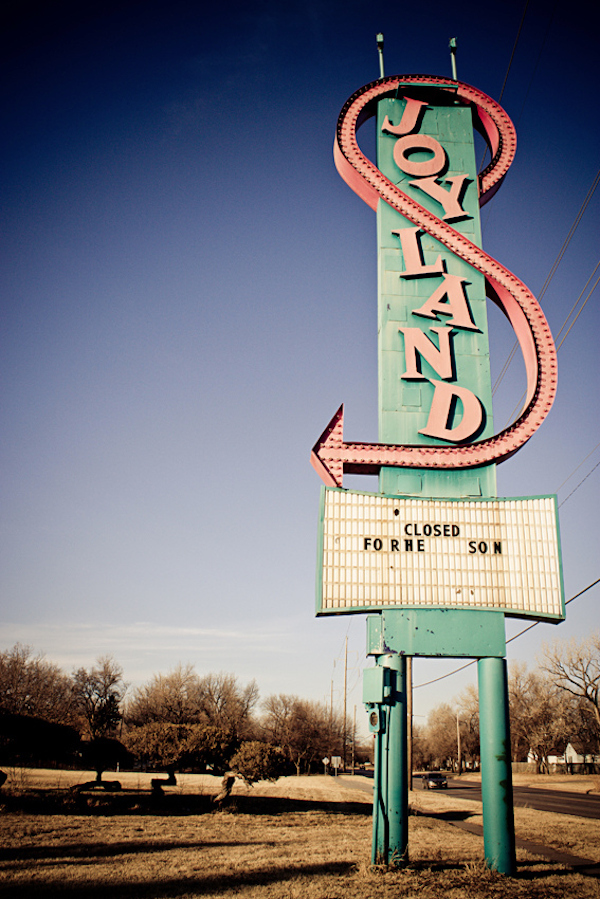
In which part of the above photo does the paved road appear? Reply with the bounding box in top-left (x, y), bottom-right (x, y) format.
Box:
top-left (438, 777), bottom-right (600, 819)
top-left (340, 775), bottom-right (600, 820)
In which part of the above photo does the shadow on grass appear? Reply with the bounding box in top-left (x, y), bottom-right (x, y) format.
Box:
top-left (0, 860), bottom-right (355, 898)
top-left (0, 789), bottom-right (372, 818)
top-left (414, 809), bottom-right (474, 823)
top-left (3, 858), bottom-right (594, 897)
top-left (516, 859), bottom-right (600, 880)
top-left (0, 839), bottom-right (264, 864)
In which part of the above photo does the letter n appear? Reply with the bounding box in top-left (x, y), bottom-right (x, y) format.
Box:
top-left (399, 327), bottom-right (454, 380)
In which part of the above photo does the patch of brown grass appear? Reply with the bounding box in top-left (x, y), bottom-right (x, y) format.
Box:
top-left (0, 771), bottom-right (598, 898)
top-left (410, 777), bottom-right (600, 863)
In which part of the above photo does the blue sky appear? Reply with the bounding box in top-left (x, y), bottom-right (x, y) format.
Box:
top-left (2, 0), bottom-right (598, 730)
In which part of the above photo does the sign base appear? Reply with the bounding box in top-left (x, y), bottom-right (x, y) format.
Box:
top-left (367, 608), bottom-right (506, 658)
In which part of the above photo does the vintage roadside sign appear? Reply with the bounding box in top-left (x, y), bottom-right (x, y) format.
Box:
top-left (310, 61), bottom-right (561, 875)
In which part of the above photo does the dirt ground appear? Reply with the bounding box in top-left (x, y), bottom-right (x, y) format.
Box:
top-left (0, 769), bottom-right (598, 899)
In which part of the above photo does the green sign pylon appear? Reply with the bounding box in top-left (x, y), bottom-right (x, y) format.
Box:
top-left (320, 68), bottom-right (559, 875)
top-left (367, 87), bottom-right (516, 873)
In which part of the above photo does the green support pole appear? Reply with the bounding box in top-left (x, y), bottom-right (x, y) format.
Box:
top-left (386, 654), bottom-right (408, 865)
top-left (478, 656), bottom-right (516, 875)
top-left (373, 653), bottom-right (408, 866)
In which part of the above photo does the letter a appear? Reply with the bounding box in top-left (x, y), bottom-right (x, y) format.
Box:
top-left (412, 274), bottom-right (479, 331)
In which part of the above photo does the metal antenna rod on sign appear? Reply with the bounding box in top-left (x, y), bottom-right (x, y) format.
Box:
top-left (376, 33), bottom-right (385, 78)
top-left (449, 36), bottom-right (458, 81)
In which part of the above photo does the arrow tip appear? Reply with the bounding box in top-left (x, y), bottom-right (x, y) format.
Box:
top-left (310, 405), bottom-right (345, 488)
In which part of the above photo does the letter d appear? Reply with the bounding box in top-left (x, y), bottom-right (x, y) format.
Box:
top-left (419, 379), bottom-right (484, 443)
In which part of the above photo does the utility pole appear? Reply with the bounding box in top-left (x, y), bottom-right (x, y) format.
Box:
top-left (352, 705), bottom-right (356, 774)
top-left (456, 711), bottom-right (462, 775)
top-left (330, 678), bottom-right (333, 725)
top-left (343, 636), bottom-right (348, 769)
top-left (407, 658), bottom-right (413, 791)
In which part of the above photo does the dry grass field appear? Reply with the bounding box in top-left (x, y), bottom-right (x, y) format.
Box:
top-left (0, 768), bottom-right (598, 898)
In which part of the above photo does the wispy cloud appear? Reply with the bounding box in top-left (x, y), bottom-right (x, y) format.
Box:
top-left (0, 619), bottom-right (294, 687)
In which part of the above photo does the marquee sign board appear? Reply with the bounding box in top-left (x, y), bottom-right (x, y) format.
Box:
top-left (316, 487), bottom-right (564, 621)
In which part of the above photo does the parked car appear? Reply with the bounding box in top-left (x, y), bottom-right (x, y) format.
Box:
top-left (422, 771), bottom-right (448, 790)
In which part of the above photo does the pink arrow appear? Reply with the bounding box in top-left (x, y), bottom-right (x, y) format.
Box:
top-left (310, 404), bottom-right (536, 488)
top-left (310, 405), bottom-right (381, 487)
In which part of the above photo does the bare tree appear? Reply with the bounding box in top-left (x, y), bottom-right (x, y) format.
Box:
top-left (411, 723), bottom-right (429, 772)
top-left (541, 633), bottom-right (600, 743)
top-left (126, 667), bottom-right (258, 742)
top-left (125, 667), bottom-right (259, 775)
top-left (262, 694), bottom-right (340, 775)
top-left (508, 663), bottom-right (570, 772)
top-left (0, 644), bottom-right (75, 725)
top-left (419, 690), bottom-right (480, 773)
top-left (424, 703), bottom-right (459, 770)
top-left (197, 672), bottom-right (259, 742)
top-left (507, 661), bottom-right (532, 762)
top-left (126, 664), bottom-right (203, 725)
top-left (72, 656), bottom-right (127, 741)
top-left (456, 684), bottom-right (480, 771)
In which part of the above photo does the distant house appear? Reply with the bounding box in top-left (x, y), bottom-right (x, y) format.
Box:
top-left (545, 742), bottom-right (600, 773)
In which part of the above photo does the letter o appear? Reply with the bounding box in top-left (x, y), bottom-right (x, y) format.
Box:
top-left (374, 538), bottom-right (383, 551)
top-left (478, 541), bottom-right (488, 554)
top-left (393, 134), bottom-right (447, 177)
top-left (423, 524), bottom-right (432, 536)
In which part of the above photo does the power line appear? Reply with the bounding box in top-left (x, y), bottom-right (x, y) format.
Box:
top-left (556, 441), bottom-right (600, 492)
top-left (492, 168), bottom-right (600, 398)
top-left (512, 0), bottom-right (557, 129)
top-left (537, 170), bottom-right (600, 303)
top-left (478, 0), bottom-right (530, 175)
top-left (413, 578), bottom-right (600, 690)
top-left (499, 256), bottom-right (600, 425)
top-left (497, 0), bottom-right (530, 104)
top-left (555, 266), bottom-right (600, 351)
top-left (555, 259), bottom-right (600, 344)
top-left (559, 459), bottom-right (600, 508)
top-left (479, 0), bottom-right (557, 236)
top-left (413, 659), bottom-right (475, 690)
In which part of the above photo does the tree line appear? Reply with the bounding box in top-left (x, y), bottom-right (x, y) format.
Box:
top-left (0, 646), bottom-right (368, 785)
top-left (413, 632), bottom-right (600, 774)
top-left (1, 631), bottom-right (598, 783)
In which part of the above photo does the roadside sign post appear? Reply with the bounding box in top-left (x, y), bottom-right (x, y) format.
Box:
top-left (311, 72), bottom-right (562, 875)
top-left (478, 656), bottom-right (517, 872)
